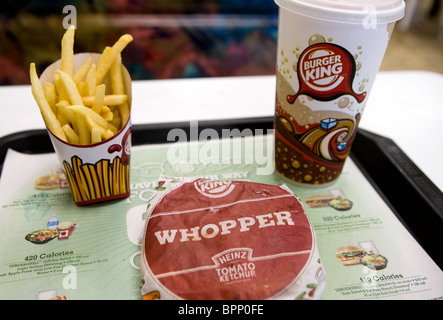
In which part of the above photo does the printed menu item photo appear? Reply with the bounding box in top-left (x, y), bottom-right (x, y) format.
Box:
top-left (360, 254), bottom-right (388, 271)
top-left (24, 213), bottom-right (78, 245)
top-left (336, 241), bottom-right (388, 270)
top-left (336, 245), bottom-right (367, 266)
top-left (305, 189), bottom-right (353, 211)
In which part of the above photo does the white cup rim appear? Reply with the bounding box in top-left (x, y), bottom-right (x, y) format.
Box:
top-left (275, 0), bottom-right (406, 24)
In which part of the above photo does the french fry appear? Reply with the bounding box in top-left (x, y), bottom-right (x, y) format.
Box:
top-left (56, 100), bottom-right (75, 124)
top-left (44, 82), bottom-right (57, 113)
top-left (91, 127), bottom-right (102, 144)
top-left (30, 63), bottom-right (67, 141)
top-left (82, 94), bottom-right (127, 106)
top-left (77, 81), bottom-right (86, 96)
top-left (92, 83), bottom-right (106, 114)
top-left (110, 53), bottom-right (130, 126)
top-left (53, 72), bottom-right (69, 101)
top-left (57, 100), bottom-right (87, 143)
top-left (96, 34), bottom-right (133, 84)
top-left (73, 57), bottom-right (91, 85)
top-left (110, 53), bottom-right (124, 94)
top-left (55, 100), bottom-right (70, 126)
top-left (99, 105), bottom-right (113, 121)
top-left (97, 46), bottom-right (111, 72)
top-left (60, 25), bottom-right (75, 77)
top-left (65, 107), bottom-right (104, 145)
top-left (101, 105), bottom-right (111, 113)
top-left (62, 123), bottom-right (80, 144)
top-left (77, 115), bottom-right (91, 145)
top-left (57, 70), bottom-right (84, 105)
top-left (104, 129), bottom-right (114, 140)
top-left (110, 109), bottom-right (121, 129)
top-left (83, 115), bottom-right (108, 139)
top-left (85, 63), bottom-right (97, 96)
top-left (101, 109), bottom-right (113, 121)
top-left (67, 104), bottom-right (118, 133)
top-left (119, 102), bottom-right (130, 127)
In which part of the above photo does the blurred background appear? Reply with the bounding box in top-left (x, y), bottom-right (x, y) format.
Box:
top-left (0, 0), bottom-right (442, 86)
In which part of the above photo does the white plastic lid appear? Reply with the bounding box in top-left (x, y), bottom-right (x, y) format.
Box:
top-left (275, 0), bottom-right (405, 24)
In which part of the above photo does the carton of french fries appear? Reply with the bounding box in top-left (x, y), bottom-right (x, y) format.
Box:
top-left (30, 26), bottom-right (133, 205)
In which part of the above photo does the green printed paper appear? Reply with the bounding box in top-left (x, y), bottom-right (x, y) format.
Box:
top-left (0, 136), bottom-right (441, 300)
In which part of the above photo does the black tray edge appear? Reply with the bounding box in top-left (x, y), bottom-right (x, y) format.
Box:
top-left (0, 117), bottom-right (441, 269)
top-left (352, 129), bottom-right (443, 269)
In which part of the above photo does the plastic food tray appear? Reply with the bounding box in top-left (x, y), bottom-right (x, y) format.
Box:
top-left (0, 116), bottom-right (441, 268)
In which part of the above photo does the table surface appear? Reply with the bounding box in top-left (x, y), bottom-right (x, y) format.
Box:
top-left (0, 70), bottom-right (442, 192)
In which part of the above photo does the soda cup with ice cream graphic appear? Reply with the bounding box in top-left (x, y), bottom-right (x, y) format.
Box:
top-left (273, 0), bottom-right (405, 186)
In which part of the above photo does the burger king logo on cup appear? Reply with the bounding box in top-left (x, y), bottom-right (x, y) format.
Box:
top-left (287, 43), bottom-right (366, 105)
top-left (194, 180), bottom-right (235, 198)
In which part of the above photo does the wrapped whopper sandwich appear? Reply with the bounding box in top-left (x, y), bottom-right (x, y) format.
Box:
top-left (140, 177), bottom-right (326, 300)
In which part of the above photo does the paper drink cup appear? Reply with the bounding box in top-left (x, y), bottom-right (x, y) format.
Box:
top-left (41, 53), bottom-right (132, 205)
top-left (273, 0), bottom-right (405, 186)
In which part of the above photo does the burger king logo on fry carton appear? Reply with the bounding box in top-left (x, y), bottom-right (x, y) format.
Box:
top-left (194, 179), bottom-right (235, 198)
top-left (287, 43), bottom-right (366, 104)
